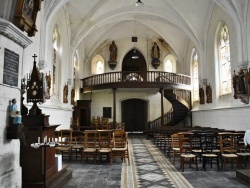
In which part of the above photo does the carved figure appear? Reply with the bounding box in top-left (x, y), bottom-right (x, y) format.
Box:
top-left (63, 83), bottom-right (68, 103)
top-left (71, 88), bottom-right (75, 105)
top-left (238, 69), bottom-right (246, 94)
top-left (151, 42), bottom-right (160, 59)
top-left (233, 70), bottom-right (238, 99)
top-left (206, 84), bottom-right (212, 103)
top-left (199, 85), bottom-right (205, 104)
top-left (45, 72), bottom-right (51, 99)
top-left (23, 0), bottom-right (34, 18)
top-left (10, 98), bottom-right (22, 124)
top-left (151, 42), bottom-right (160, 69)
top-left (109, 40), bottom-right (117, 63)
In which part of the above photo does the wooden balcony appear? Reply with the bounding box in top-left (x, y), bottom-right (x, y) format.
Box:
top-left (80, 71), bottom-right (191, 93)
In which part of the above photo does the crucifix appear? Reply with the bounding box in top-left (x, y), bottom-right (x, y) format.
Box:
top-left (32, 54), bottom-right (37, 61)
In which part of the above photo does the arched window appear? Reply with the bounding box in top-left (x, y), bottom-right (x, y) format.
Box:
top-left (91, 54), bottom-right (105, 75)
top-left (163, 55), bottom-right (176, 73)
top-left (165, 60), bottom-right (173, 72)
top-left (52, 25), bottom-right (60, 94)
top-left (192, 49), bottom-right (199, 101)
top-left (73, 52), bottom-right (78, 87)
top-left (218, 24), bottom-right (231, 95)
top-left (96, 60), bottom-right (104, 74)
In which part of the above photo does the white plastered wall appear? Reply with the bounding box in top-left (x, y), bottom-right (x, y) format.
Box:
top-left (191, 4), bottom-right (250, 131)
top-left (81, 91), bottom-right (172, 125)
top-left (22, 8), bottom-right (73, 129)
top-left (0, 34), bottom-right (24, 188)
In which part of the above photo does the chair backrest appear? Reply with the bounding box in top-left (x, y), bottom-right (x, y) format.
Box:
top-left (198, 132), bottom-right (217, 153)
top-left (72, 135), bottom-right (84, 146)
top-left (233, 132), bottom-right (245, 152)
top-left (171, 133), bottom-right (180, 149)
top-left (178, 132), bottom-right (193, 154)
top-left (98, 130), bottom-right (112, 149)
top-left (113, 130), bottom-right (127, 148)
top-left (84, 131), bottom-right (97, 149)
top-left (59, 129), bottom-right (72, 145)
top-left (219, 132), bottom-right (235, 154)
top-left (116, 123), bottom-right (125, 130)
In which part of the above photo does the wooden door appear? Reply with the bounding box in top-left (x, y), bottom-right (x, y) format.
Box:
top-left (122, 99), bottom-right (147, 132)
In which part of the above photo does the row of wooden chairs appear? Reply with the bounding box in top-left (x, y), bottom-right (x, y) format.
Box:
top-left (54, 129), bottom-right (130, 165)
top-left (153, 129), bottom-right (250, 171)
top-left (83, 130), bottom-right (130, 165)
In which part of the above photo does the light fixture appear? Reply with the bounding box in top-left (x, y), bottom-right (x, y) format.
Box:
top-left (135, 0), bottom-right (144, 7)
top-left (132, 49), bottom-right (139, 59)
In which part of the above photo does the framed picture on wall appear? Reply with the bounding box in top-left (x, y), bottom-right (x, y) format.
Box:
top-left (12, 0), bottom-right (42, 37)
top-left (103, 107), bottom-right (111, 118)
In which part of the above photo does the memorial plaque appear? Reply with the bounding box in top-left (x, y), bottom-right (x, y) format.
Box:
top-left (3, 48), bottom-right (19, 86)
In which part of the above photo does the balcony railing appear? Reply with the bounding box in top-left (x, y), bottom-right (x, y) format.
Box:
top-left (81, 71), bottom-right (191, 91)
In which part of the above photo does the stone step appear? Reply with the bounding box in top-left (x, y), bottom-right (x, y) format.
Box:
top-left (47, 165), bottom-right (73, 188)
top-left (236, 169), bottom-right (250, 185)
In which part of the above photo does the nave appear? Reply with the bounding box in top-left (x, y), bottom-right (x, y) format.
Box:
top-left (63, 134), bottom-right (248, 188)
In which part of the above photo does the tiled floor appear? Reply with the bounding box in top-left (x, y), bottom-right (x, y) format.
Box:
top-left (63, 134), bottom-right (249, 188)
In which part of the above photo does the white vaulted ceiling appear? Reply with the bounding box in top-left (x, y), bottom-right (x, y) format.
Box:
top-left (43, 0), bottom-right (246, 64)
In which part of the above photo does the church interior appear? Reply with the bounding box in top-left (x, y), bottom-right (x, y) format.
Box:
top-left (1, 0), bottom-right (250, 187)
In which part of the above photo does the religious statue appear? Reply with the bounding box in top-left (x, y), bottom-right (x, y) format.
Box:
top-left (238, 69), bottom-right (246, 94)
top-left (108, 40), bottom-right (117, 69)
top-left (10, 98), bottom-right (22, 124)
top-left (199, 85), bottom-right (205, 104)
top-left (232, 69), bottom-right (249, 104)
top-left (206, 84), bottom-right (212, 103)
top-left (151, 42), bottom-right (160, 69)
top-left (23, 0), bottom-right (34, 18)
top-left (45, 71), bottom-right (51, 99)
top-left (63, 83), bottom-right (68, 103)
top-left (71, 88), bottom-right (75, 105)
top-left (232, 70), bottom-right (238, 99)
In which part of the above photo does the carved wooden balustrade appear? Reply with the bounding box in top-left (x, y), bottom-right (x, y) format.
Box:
top-left (80, 71), bottom-right (191, 92)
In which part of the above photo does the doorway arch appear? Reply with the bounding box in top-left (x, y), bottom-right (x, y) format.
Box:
top-left (121, 98), bottom-right (148, 132)
top-left (122, 49), bottom-right (147, 81)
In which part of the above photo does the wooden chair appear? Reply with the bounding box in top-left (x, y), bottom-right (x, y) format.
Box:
top-left (219, 132), bottom-right (238, 170)
top-left (101, 117), bottom-right (109, 130)
top-left (55, 129), bottom-right (72, 161)
top-left (234, 132), bottom-right (250, 167)
top-left (97, 130), bottom-right (112, 164)
top-left (112, 130), bottom-right (130, 165)
top-left (82, 131), bottom-right (98, 164)
top-left (190, 130), bottom-right (203, 162)
top-left (71, 131), bottom-right (84, 161)
top-left (199, 132), bottom-right (220, 171)
top-left (178, 132), bottom-right (198, 172)
top-left (170, 133), bottom-right (181, 165)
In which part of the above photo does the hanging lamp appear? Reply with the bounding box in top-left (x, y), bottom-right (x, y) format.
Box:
top-left (135, 0), bottom-right (144, 7)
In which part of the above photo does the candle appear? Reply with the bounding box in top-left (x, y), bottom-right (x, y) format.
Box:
top-left (52, 137), bottom-right (54, 142)
top-left (38, 137), bottom-right (40, 144)
top-left (49, 137), bottom-right (50, 142)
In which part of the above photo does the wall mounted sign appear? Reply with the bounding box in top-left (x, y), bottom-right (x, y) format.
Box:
top-left (3, 48), bottom-right (19, 86)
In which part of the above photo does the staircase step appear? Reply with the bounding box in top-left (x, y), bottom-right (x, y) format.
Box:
top-left (236, 169), bottom-right (250, 185)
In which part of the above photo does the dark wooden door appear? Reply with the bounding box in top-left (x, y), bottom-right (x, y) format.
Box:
top-left (122, 99), bottom-right (147, 132)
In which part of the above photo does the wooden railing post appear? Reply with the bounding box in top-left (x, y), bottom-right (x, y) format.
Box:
top-left (113, 88), bottom-right (117, 125)
top-left (160, 88), bottom-right (164, 126)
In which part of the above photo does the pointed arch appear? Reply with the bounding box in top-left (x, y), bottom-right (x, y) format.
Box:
top-left (191, 48), bottom-right (199, 102)
top-left (163, 54), bottom-right (176, 73)
top-left (216, 23), bottom-right (232, 95)
top-left (91, 54), bottom-right (105, 75)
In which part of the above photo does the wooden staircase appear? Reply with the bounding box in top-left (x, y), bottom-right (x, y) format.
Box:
top-left (164, 89), bottom-right (190, 125)
top-left (146, 89), bottom-right (190, 136)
